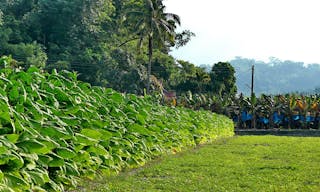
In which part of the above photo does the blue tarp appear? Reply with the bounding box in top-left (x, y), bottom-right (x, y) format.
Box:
top-left (273, 112), bottom-right (283, 124)
top-left (292, 115), bottom-right (300, 121)
top-left (258, 117), bottom-right (269, 124)
top-left (233, 111), bottom-right (319, 124)
top-left (306, 116), bottom-right (315, 122)
top-left (241, 111), bottom-right (252, 121)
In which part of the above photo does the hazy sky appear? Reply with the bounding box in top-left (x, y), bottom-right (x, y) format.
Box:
top-left (164, 0), bottom-right (320, 65)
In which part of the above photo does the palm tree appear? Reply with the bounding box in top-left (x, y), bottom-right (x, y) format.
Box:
top-left (125, 0), bottom-right (181, 93)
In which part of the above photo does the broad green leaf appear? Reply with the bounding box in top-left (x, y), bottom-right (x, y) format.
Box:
top-left (54, 87), bottom-right (70, 102)
top-left (39, 126), bottom-right (69, 139)
top-left (75, 133), bottom-right (99, 146)
top-left (7, 153), bottom-right (24, 171)
top-left (48, 153), bottom-right (65, 167)
top-left (128, 124), bottom-right (150, 135)
top-left (8, 86), bottom-right (19, 102)
top-left (39, 138), bottom-right (60, 150)
top-left (26, 66), bottom-right (40, 73)
top-left (31, 186), bottom-right (47, 192)
top-left (65, 162), bottom-right (80, 176)
top-left (110, 93), bottom-right (124, 103)
top-left (25, 170), bottom-right (50, 185)
top-left (0, 111), bottom-right (11, 124)
top-left (64, 106), bottom-right (81, 115)
top-left (99, 129), bottom-right (113, 140)
top-left (0, 153), bottom-right (24, 171)
top-left (81, 128), bottom-right (103, 140)
top-left (0, 143), bottom-right (8, 154)
top-left (38, 154), bottom-right (53, 165)
top-left (74, 150), bottom-right (90, 163)
top-left (4, 173), bottom-right (30, 190)
top-left (87, 144), bottom-right (109, 156)
top-left (56, 147), bottom-right (76, 159)
top-left (16, 139), bottom-right (48, 154)
top-left (136, 114), bottom-right (146, 125)
top-left (5, 134), bottom-right (19, 143)
top-left (44, 180), bottom-right (64, 192)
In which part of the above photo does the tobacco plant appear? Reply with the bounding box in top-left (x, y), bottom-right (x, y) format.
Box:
top-left (0, 65), bottom-right (234, 191)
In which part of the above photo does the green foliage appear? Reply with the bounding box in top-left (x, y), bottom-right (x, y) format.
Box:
top-left (0, 0), bottom-right (207, 95)
top-left (174, 60), bottom-right (212, 94)
top-left (6, 42), bottom-right (47, 69)
top-left (0, 66), bottom-right (233, 191)
top-left (0, 55), bottom-right (17, 68)
top-left (210, 62), bottom-right (237, 97)
top-left (229, 94), bottom-right (320, 129)
top-left (175, 30), bottom-right (196, 48)
top-left (124, 0), bottom-right (181, 92)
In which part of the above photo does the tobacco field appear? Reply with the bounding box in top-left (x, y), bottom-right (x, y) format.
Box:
top-left (0, 66), bottom-right (233, 191)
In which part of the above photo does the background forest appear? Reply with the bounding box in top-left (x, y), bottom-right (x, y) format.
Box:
top-left (0, 0), bottom-right (237, 98)
top-left (1, 1), bottom-right (318, 98)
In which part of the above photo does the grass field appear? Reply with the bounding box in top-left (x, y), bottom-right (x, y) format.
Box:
top-left (78, 136), bottom-right (320, 192)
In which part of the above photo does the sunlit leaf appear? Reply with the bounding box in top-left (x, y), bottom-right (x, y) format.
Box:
top-left (56, 147), bottom-right (76, 159)
top-left (81, 128), bottom-right (103, 140)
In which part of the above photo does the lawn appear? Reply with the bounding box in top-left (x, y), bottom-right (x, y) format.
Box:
top-left (78, 136), bottom-right (320, 192)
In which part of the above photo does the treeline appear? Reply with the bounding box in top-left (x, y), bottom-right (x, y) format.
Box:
top-left (230, 57), bottom-right (320, 95)
top-left (0, 0), bottom-right (236, 97)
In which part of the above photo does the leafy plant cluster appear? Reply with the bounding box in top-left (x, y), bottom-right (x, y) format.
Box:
top-left (0, 65), bottom-right (234, 191)
top-left (228, 94), bottom-right (320, 129)
top-left (175, 89), bottom-right (320, 130)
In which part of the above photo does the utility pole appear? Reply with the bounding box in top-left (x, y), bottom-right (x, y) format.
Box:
top-left (251, 64), bottom-right (255, 129)
top-left (251, 64), bottom-right (254, 97)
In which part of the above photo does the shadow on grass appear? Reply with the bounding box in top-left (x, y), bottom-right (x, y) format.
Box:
top-left (235, 129), bottom-right (320, 137)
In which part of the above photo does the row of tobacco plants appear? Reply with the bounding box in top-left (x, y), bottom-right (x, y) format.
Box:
top-left (0, 56), bottom-right (234, 191)
top-left (177, 91), bottom-right (320, 129)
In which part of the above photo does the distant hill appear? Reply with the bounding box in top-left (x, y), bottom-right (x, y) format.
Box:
top-left (202, 57), bottom-right (320, 95)
top-left (229, 57), bottom-right (320, 95)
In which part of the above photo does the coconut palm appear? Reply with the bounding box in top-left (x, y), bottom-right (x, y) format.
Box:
top-left (126, 0), bottom-right (181, 93)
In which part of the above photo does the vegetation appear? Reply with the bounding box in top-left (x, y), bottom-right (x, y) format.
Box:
top-left (0, 1), bottom-right (237, 97)
top-left (123, 0), bottom-right (181, 93)
top-left (79, 136), bottom-right (320, 192)
top-left (210, 62), bottom-right (237, 97)
top-left (173, 91), bottom-right (320, 129)
top-left (230, 94), bottom-right (320, 129)
top-left (0, 59), bottom-right (233, 191)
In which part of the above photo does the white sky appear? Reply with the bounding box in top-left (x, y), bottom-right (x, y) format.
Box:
top-left (164, 0), bottom-right (320, 65)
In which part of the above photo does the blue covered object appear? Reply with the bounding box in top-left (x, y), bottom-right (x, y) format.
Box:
top-left (259, 117), bottom-right (269, 124)
top-left (306, 116), bottom-right (315, 122)
top-left (292, 115), bottom-right (300, 121)
top-left (241, 111), bottom-right (252, 121)
top-left (273, 112), bottom-right (283, 124)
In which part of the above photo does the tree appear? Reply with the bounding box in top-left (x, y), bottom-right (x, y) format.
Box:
top-left (127, 0), bottom-right (181, 93)
top-left (210, 62), bottom-right (237, 97)
top-left (174, 30), bottom-right (195, 48)
top-left (174, 60), bottom-right (211, 94)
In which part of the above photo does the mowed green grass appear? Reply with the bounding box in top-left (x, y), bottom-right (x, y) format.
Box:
top-left (85, 136), bottom-right (320, 192)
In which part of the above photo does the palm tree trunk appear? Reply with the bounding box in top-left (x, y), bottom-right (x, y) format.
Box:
top-left (147, 35), bottom-right (153, 94)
